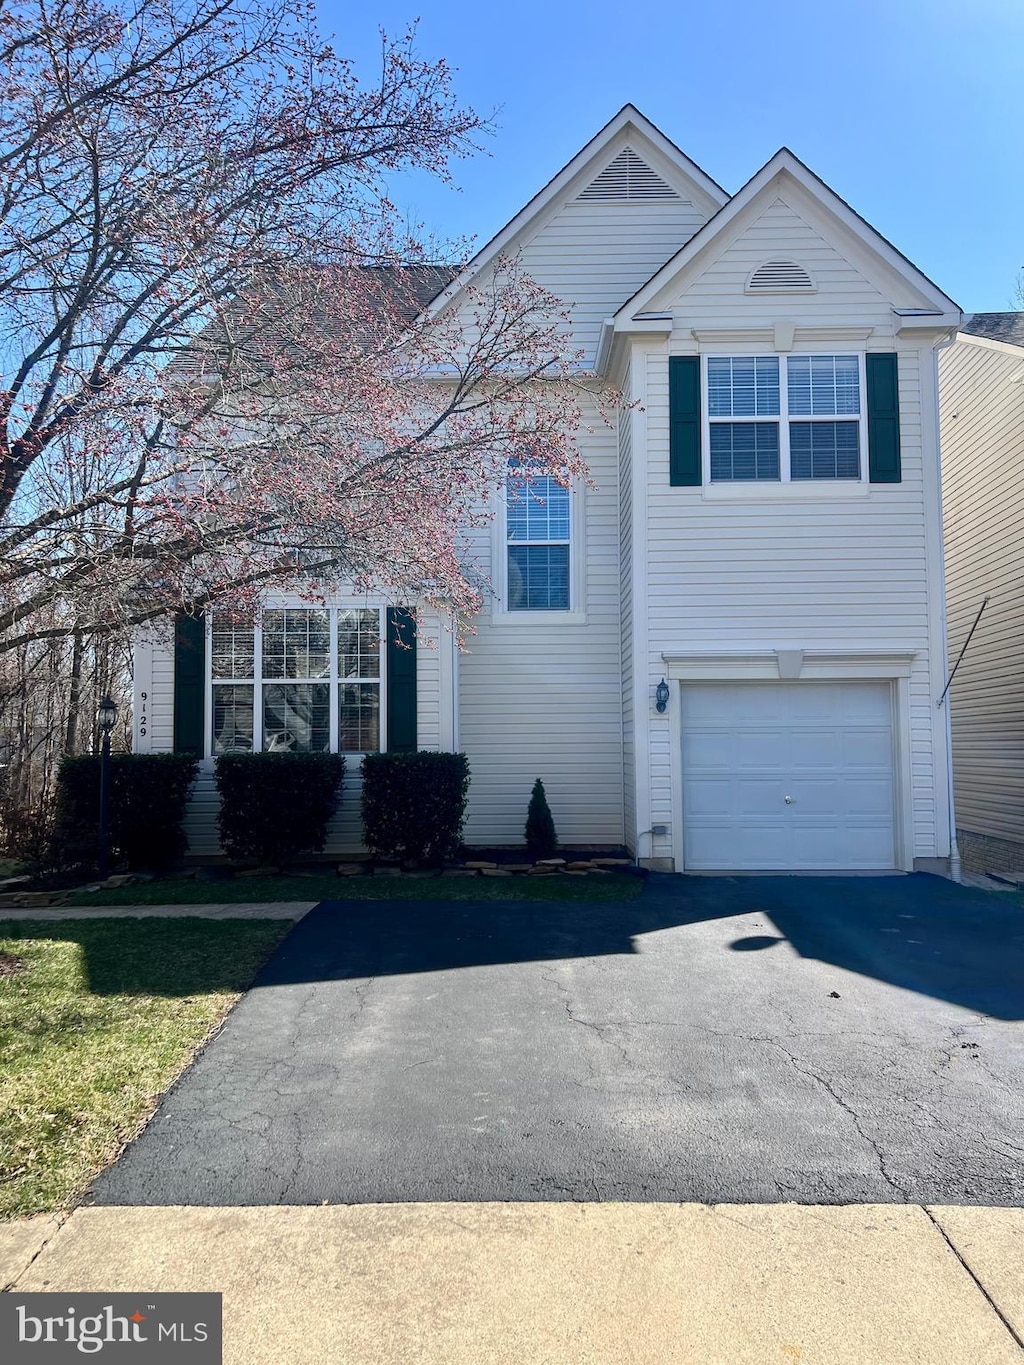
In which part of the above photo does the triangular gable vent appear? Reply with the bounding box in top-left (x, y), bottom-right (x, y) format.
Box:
top-left (747, 260), bottom-right (815, 293)
top-left (577, 147), bottom-right (679, 202)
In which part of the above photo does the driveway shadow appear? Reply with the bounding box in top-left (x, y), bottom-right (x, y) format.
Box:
top-left (259, 873), bottom-right (1024, 1020)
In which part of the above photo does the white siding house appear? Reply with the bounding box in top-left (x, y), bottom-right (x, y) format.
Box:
top-left (939, 315), bottom-right (1024, 876)
top-left (136, 107), bottom-right (961, 872)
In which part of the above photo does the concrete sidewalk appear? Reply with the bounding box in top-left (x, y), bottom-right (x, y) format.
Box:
top-left (0, 901), bottom-right (315, 919)
top-left (3, 1203), bottom-right (1023, 1363)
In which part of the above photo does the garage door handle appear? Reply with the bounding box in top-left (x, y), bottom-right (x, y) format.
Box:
top-left (784, 795), bottom-right (794, 804)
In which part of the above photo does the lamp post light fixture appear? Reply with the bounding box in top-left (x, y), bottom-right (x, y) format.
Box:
top-left (655, 678), bottom-right (670, 714)
top-left (97, 695), bottom-right (118, 881)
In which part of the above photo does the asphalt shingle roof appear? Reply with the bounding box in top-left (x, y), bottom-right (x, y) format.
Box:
top-left (961, 312), bottom-right (1024, 348)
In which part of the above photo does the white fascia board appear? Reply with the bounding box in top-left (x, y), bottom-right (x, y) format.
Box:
top-left (616, 148), bottom-right (960, 324)
top-left (420, 106), bottom-right (730, 325)
top-left (894, 310), bottom-right (962, 337)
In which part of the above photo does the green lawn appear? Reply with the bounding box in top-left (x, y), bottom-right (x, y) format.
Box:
top-left (66, 872), bottom-right (644, 907)
top-left (0, 917), bottom-right (291, 1219)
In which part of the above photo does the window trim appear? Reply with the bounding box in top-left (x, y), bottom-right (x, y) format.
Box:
top-left (206, 604), bottom-right (388, 760)
top-left (492, 466), bottom-right (586, 624)
top-left (702, 351), bottom-right (869, 487)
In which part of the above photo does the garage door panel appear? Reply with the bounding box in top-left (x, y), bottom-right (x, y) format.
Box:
top-left (786, 775), bottom-right (893, 816)
top-left (836, 683), bottom-right (893, 724)
top-left (841, 729), bottom-right (892, 767)
top-left (733, 778), bottom-right (788, 815)
top-left (684, 822), bottom-right (790, 869)
top-left (791, 823), bottom-right (893, 868)
top-left (684, 685), bottom-right (791, 726)
top-left (681, 681), bottom-right (896, 871)
top-left (683, 729), bottom-right (737, 770)
top-left (684, 778), bottom-right (735, 817)
top-left (839, 777), bottom-right (894, 816)
top-left (789, 729), bottom-right (844, 768)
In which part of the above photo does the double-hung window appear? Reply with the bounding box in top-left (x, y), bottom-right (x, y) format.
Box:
top-left (707, 353), bottom-right (864, 483)
top-left (210, 607), bottom-right (383, 754)
top-left (506, 461), bottom-right (571, 611)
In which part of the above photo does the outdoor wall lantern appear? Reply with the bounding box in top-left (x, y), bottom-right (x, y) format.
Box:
top-left (97, 695), bottom-right (118, 881)
top-left (655, 678), bottom-right (670, 714)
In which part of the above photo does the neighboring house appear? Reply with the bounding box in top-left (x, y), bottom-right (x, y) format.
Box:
top-left (939, 313), bottom-right (1024, 876)
top-left (134, 105), bottom-right (963, 873)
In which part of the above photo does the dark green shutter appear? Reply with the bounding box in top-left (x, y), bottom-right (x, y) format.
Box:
top-left (173, 612), bottom-right (206, 756)
top-left (866, 353), bottom-right (902, 483)
top-left (386, 607), bottom-right (417, 753)
top-left (669, 355), bottom-right (702, 486)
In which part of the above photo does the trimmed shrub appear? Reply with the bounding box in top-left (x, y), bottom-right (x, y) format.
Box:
top-left (525, 778), bottom-right (558, 859)
top-left (53, 753), bottom-right (199, 870)
top-left (361, 751), bottom-right (470, 864)
top-left (215, 753), bottom-right (345, 865)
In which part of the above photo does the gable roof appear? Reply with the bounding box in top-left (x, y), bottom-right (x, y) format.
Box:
top-left (421, 105), bottom-right (729, 321)
top-left (614, 146), bottom-right (960, 324)
top-left (961, 312), bottom-right (1024, 348)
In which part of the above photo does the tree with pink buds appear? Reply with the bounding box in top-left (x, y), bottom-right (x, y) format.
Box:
top-left (0, 0), bottom-right (596, 659)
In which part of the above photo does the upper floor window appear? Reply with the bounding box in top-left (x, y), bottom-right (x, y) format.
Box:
top-left (210, 607), bottom-right (383, 755)
top-left (707, 353), bottom-right (863, 483)
top-left (506, 461), bottom-right (571, 611)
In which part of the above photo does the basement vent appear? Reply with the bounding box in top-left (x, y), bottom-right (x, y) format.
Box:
top-left (578, 148), bottom-right (679, 202)
top-left (746, 260), bottom-right (815, 293)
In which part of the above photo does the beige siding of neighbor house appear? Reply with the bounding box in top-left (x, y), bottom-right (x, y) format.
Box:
top-left (629, 185), bottom-right (951, 868)
top-left (939, 334), bottom-right (1024, 857)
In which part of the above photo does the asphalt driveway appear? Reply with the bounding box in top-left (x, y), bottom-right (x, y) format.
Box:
top-left (90, 873), bottom-right (1024, 1207)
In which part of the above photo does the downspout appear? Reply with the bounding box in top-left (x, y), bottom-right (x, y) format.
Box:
top-left (934, 325), bottom-right (962, 882)
top-left (944, 696), bottom-right (961, 883)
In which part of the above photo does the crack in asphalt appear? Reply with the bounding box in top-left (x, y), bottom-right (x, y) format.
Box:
top-left (538, 984), bottom-right (917, 1202)
top-left (541, 969), bottom-right (634, 1068)
top-left (760, 1038), bottom-right (910, 1201)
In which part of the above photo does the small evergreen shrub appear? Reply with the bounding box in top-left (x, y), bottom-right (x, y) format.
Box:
top-left (53, 753), bottom-right (199, 870)
top-left (215, 752), bottom-right (345, 865)
top-left (361, 752), bottom-right (470, 864)
top-left (525, 778), bottom-right (558, 859)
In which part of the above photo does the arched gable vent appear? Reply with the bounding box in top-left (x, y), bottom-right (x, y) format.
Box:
top-left (746, 260), bottom-right (816, 293)
top-left (577, 147), bottom-right (679, 202)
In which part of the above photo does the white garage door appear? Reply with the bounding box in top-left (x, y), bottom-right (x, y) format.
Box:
top-left (681, 681), bottom-right (896, 871)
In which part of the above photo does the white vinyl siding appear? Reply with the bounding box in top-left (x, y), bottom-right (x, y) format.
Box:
top-left (459, 392), bottom-right (624, 846)
top-left (640, 337), bottom-right (944, 866)
top-left (665, 195), bottom-right (890, 334)
top-left (939, 335), bottom-right (1024, 849)
top-left (513, 196), bottom-right (712, 366)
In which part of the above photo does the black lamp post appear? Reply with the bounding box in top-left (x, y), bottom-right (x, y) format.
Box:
top-left (97, 695), bottom-right (118, 880)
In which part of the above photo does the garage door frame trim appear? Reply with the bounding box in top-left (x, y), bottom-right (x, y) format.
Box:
top-left (662, 649), bottom-right (916, 872)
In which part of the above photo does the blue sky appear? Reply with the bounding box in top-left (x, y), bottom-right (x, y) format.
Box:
top-left (322, 0), bottom-right (1024, 312)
